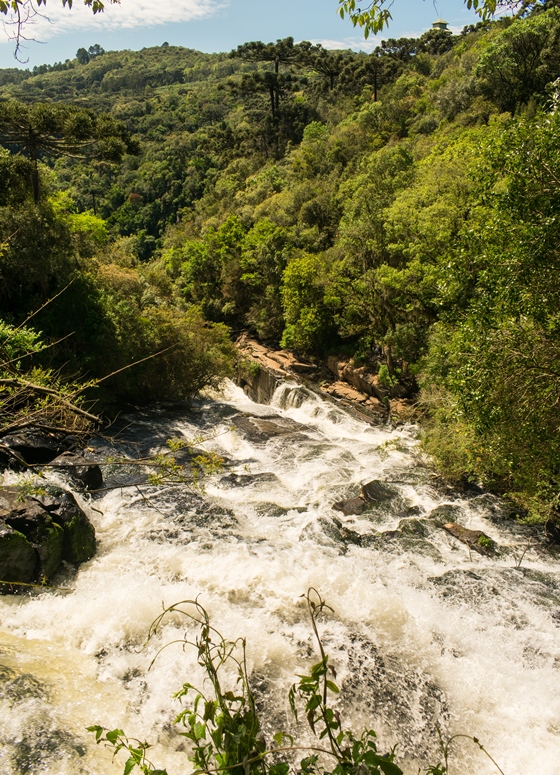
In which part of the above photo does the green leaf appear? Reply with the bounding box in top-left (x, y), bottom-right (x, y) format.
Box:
top-left (106, 729), bottom-right (125, 744)
top-left (378, 760), bottom-right (403, 775)
top-left (87, 725), bottom-right (105, 743)
top-left (124, 757), bottom-right (137, 775)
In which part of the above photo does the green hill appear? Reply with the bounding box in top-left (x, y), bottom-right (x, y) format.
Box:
top-left (2, 9), bottom-right (560, 520)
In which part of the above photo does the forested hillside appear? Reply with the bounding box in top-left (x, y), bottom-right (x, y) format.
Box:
top-left (1, 7), bottom-right (560, 521)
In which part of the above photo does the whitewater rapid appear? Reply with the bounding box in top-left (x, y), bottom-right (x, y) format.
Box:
top-left (1, 381), bottom-right (559, 775)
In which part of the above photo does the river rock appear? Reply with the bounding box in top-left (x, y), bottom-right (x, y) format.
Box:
top-left (232, 413), bottom-right (308, 443)
top-left (0, 525), bottom-right (37, 583)
top-left (426, 504), bottom-right (464, 526)
top-left (332, 497), bottom-right (368, 516)
top-left (49, 451), bottom-right (104, 491)
top-left (360, 480), bottom-right (398, 503)
top-left (1, 431), bottom-right (79, 466)
top-left (442, 522), bottom-right (495, 555)
top-left (219, 472), bottom-right (280, 488)
top-left (34, 488), bottom-right (96, 565)
top-left (236, 334), bottom-right (317, 403)
top-left (0, 487), bottom-right (96, 585)
top-left (363, 526), bottom-right (442, 560)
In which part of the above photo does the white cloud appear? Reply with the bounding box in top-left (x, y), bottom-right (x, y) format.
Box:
top-left (304, 36), bottom-right (384, 53)
top-left (2, 0), bottom-right (224, 43)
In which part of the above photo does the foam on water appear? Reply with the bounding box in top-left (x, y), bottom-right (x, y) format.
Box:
top-left (1, 381), bottom-right (559, 775)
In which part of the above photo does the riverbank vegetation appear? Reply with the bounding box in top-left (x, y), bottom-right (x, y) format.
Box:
top-left (1, 6), bottom-right (559, 520)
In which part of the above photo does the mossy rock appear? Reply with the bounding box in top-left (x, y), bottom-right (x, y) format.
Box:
top-left (427, 504), bottom-right (464, 527)
top-left (1, 486), bottom-right (96, 581)
top-left (34, 487), bottom-right (96, 565)
top-left (0, 526), bottom-right (36, 583)
top-left (35, 521), bottom-right (64, 581)
top-left (61, 513), bottom-right (96, 565)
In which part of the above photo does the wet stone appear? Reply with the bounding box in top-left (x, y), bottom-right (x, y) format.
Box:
top-left (219, 472), bottom-right (280, 489)
top-left (1, 431), bottom-right (79, 466)
top-left (363, 527), bottom-right (443, 560)
top-left (332, 497), bottom-right (368, 516)
top-left (468, 493), bottom-right (515, 521)
top-left (0, 526), bottom-right (36, 584)
top-left (427, 504), bottom-right (464, 526)
top-left (0, 487), bottom-right (96, 582)
top-left (35, 487), bottom-right (96, 565)
top-left (231, 413), bottom-right (309, 443)
top-left (397, 517), bottom-right (431, 538)
top-left (0, 670), bottom-right (49, 704)
top-left (360, 480), bottom-right (398, 503)
top-left (340, 632), bottom-right (449, 760)
top-left (9, 725), bottom-right (86, 775)
top-left (429, 568), bottom-right (560, 616)
top-left (50, 451), bottom-right (104, 492)
top-left (442, 522), bottom-right (495, 555)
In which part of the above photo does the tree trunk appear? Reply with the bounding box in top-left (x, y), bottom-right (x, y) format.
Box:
top-left (29, 144), bottom-right (39, 203)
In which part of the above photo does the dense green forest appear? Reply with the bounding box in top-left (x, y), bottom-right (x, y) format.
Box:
top-left (1, 7), bottom-right (560, 521)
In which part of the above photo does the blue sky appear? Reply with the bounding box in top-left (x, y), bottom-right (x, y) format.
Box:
top-left (0, 0), bottom-right (482, 69)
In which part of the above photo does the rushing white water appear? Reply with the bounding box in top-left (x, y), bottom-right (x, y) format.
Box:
top-left (1, 380), bottom-right (559, 775)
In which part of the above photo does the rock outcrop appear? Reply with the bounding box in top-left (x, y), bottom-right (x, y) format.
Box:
top-left (235, 334), bottom-right (415, 424)
top-left (0, 487), bottom-right (96, 587)
top-left (0, 431), bottom-right (80, 468)
top-left (236, 335), bottom-right (318, 404)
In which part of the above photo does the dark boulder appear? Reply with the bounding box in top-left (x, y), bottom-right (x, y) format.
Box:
top-left (219, 472), bottom-right (280, 489)
top-left (0, 525), bottom-right (37, 583)
top-left (360, 480), bottom-right (398, 504)
top-left (50, 451), bottom-right (103, 492)
top-left (545, 520), bottom-right (560, 546)
top-left (0, 487), bottom-right (96, 586)
top-left (34, 488), bottom-right (96, 565)
top-left (427, 504), bottom-right (464, 526)
top-left (1, 432), bottom-right (79, 466)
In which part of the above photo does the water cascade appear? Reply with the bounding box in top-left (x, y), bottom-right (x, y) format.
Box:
top-left (1, 381), bottom-right (559, 775)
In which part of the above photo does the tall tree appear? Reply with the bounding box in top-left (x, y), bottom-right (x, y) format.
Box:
top-left (231, 37), bottom-right (298, 74)
top-left (298, 45), bottom-right (351, 91)
top-left (0, 101), bottom-right (138, 202)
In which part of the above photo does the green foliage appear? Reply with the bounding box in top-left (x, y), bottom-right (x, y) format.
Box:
top-left (475, 9), bottom-right (560, 112)
top-left (377, 364), bottom-right (396, 388)
top-left (419, 108), bottom-right (560, 518)
top-left (0, 100), bottom-right (137, 202)
top-left (336, 0), bottom-right (543, 39)
top-left (280, 253), bottom-right (336, 354)
top-left (90, 591), bottom-right (404, 775)
top-left (0, 318), bottom-right (98, 440)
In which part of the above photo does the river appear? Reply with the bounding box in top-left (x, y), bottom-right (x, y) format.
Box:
top-left (1, 380), bottom-right (559, 775)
